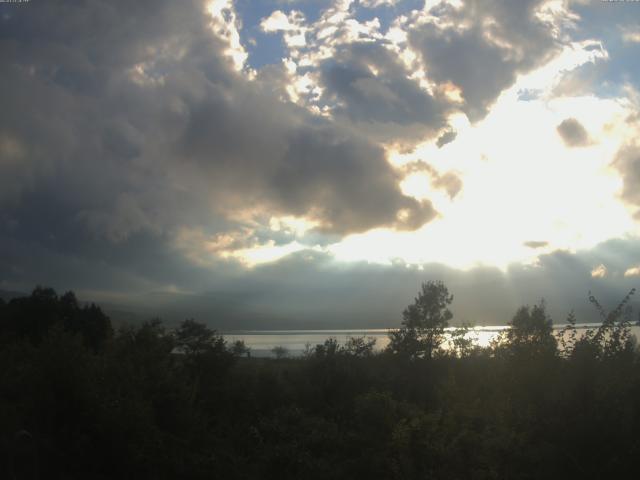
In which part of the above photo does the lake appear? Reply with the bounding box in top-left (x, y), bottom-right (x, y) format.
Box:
top-left (224, 324), bottom-right (640, 357)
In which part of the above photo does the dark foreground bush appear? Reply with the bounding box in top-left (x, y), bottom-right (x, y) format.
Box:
top-left (1, 286), bottom-right (639, 479)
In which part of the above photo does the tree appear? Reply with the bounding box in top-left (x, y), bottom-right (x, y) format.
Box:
top-left (313, 337), bottom-right (339, 357)
top-left (447, 322), bottom-right (476, 358)
top-left (173, 319), bottom-right (234, 403)
top-left (343, 336), bottom-right (377, 357)
top-left (271, 345), bottom-right (289, 359)
top-left (173, 318), bottom-right (226, 357)
top-left (563, 289), bottom-right (637, 360)
top-left (498, 301), bottom-right (556, 357)
top-left (230, 339), bottom-right (250, 357)
top-left (0, 287), bottom-right (112, 351)
top-left (387, 281), bottom-right (453, 359)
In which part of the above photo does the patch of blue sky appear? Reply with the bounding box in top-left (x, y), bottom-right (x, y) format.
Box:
top-left (572, 39), bottom-right (640, 98)
top-left (285, 0), bottom-right (334, 23)
top-left (244, 31), bottom-right (286, 69)
top-left (601, 41), bottom-right (640, 92)
top-left (569, 1), bottom-right (640, 42)
top-left (559, 2), bottom-right (640, 97)
top-left (353, 0), bottom-right (425, 33)
top-left (235, 0), bottom-right (287, 68)
top-left (517, 89), bottom-right (542, 102)
top-left (235, 0), bottom-right (333, 69)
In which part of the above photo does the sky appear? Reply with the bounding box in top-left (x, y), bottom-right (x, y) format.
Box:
top-left (1, 0), bottom-right (640, 328)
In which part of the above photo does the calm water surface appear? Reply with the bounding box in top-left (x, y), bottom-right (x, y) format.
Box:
top-left (224, 324), bottom-right (640, 357)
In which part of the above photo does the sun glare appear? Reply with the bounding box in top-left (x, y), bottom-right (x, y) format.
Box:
top-left (326, 72), bottom-right (637, 270)
top-left (196, 15), bottom-right (638, 273)
top-left (232, 84), bottom-right (637, 271)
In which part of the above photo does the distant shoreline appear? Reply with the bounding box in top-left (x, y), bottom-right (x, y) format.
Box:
top-left (221, 323), bottom-right (611, 335)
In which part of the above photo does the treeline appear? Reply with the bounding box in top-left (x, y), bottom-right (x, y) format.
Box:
top-left (0, 283), bottom-right (639, 479)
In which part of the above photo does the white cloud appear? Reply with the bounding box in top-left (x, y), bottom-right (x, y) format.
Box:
top-left (624, 265), bottom-right (640, 277)
top-left (359, 0), bottom-right (395, 7)
top-left (261, 10), bottom-right (308, 48)
top-left (621, 26), bottom-right (640, 44)
top-left (591, 264), bottom-right (607, 278)
top-left (261, 10), bottom-right (293, 32)
top-left (207, 0), bottom-right (249, 72)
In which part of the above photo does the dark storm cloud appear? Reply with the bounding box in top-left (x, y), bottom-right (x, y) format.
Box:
top-left (0, 0), bottom-right (439, 294)
top-left (318, 42), bottom-right (451, 144)
top-left (178, 88), bottom-right (437, 234)
top-left (557, 118), bottom-right (591, 147)
top-left (409, 0), bottom-right (559, 121)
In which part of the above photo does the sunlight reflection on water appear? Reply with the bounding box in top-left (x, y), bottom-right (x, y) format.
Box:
top-left (225, 324), bottom-right (640, 357)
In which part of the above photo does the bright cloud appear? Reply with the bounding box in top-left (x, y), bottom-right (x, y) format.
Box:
top-left (591, 264), bottom-right (607, 279)
top-left (624, 265), bottom-right (640, 277)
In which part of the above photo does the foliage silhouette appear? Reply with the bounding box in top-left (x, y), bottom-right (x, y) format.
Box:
top-left (492, 300), bottom-right (557, 358)
top-left (0, 284), bottom-right (639, 479)
top-left (386, 280), bottom-right (453, 359)
top-left (271, 345), bottom-right (289, 359)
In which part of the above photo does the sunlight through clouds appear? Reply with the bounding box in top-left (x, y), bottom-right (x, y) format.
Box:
top-left (624, 266), bottom-right (640, 277)
top-left (227, 81), bottom-right (638, 267)
top-left (197, 0), bottom-right (640, 272)
top-left (206, 0), bottom-right (249, 71)
top-left (223, 241), bottom-right (313, 267)
top-left (4, 0), bottom-right (640, 316)
top-left (591, 264), bottom-right (607, 278)
top-left (326, 61), bottom-right (638, 270)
